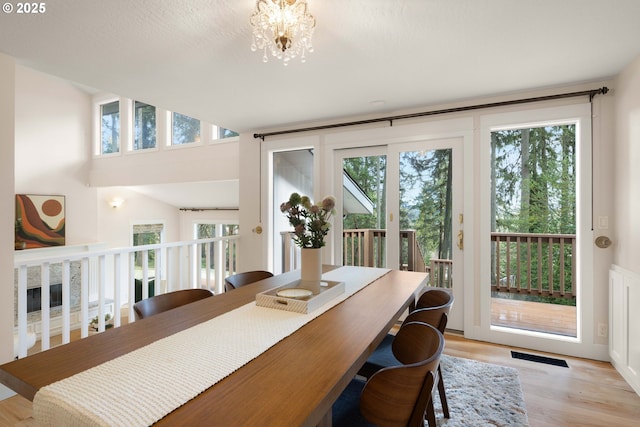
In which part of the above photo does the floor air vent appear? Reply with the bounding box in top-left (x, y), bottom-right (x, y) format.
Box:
top-left (511, 351), bottom-right (569, 367)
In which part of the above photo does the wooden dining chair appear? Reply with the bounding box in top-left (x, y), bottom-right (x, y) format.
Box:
top-left (224, 270), bottom-right (274, 292)
top-left (133, 288), bottom-right (214, 320)
top-left (332, 321), bottom-right (444, 427)
top-left (357, 288), bottom-right (454, 421)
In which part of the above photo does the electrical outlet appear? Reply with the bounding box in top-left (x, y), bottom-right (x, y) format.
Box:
top-left (598, 323), bottom-right (608, 337)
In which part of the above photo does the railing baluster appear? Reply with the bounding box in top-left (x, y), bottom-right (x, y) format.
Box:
top-left (62, 260), bottom-right (71, 344)
top-left (212, 240), bottom-right (221, 294)
top-left (80, 257), bottom-right (90, 338)
top-left (204, 242), bottom-right (211, 290)
top-left (559, 238), bottom-right (565, 297)
top-left (363, 230), bottom-right (372, 267)
top-left (537, 236), bottom-right (543, 295)
top-left (113, 253), bottom-right (121, 328)
top-left (377, 230), bottom-right (384, 268)
top-left (571, 237), bottom-right (576, 297)
top-left (97, 255), bottom-right (107, 333)
top-left (515, 235), bottom-right (521, 290)
top-left (155, 248), bottom-right (162, 293)
top-left (17, 265), bottom-right (28, 358)
top-left (128, 252), bottom-right (136, 322)
top-left (40, 262), bottom-right (50, 351)
top-left (504, 236), bottom-right (511, 289)
top-left (495, 238), bottom-right (501, 288)
top-left (166, 246), bottom-right (174, 292)
top-left (547, 238), bottom-right (553, 296)
top-left (526, 236), bottom-right (532, 293)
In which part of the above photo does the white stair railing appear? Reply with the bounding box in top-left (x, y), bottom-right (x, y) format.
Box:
top-left (13, 235), bottom-right (239, 358)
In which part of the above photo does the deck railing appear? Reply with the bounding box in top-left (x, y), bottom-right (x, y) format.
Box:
top-left (13, 235), bottom-right (239, 358)
top-left (284, 229), bottom-right (575, 298)
top-left (491, 232), bottom-right (576, 299)
top-left (281, 229), bottom-right (430, 274)
top-left (342, 229), bottom-right (387, 269)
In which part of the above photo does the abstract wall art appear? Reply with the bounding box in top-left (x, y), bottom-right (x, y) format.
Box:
top-left (15, 194), bottom-right (65, 249)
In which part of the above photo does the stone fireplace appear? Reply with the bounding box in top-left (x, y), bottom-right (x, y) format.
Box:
top-left (13, 261), bottom-right (82, 326)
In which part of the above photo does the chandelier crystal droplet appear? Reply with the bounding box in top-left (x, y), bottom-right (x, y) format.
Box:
top-left (250, 0), bottom-right (316, 65)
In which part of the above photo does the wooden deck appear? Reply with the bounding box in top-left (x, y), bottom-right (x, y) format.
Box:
top-left (491, 297), bottom-right (577, 337)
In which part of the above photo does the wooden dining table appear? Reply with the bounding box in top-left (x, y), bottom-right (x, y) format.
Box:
top-left (0, 266), bottom-right (427, 426)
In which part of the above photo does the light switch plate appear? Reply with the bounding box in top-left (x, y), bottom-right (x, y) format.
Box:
top-left (598, 216), bottom-right (609, 229)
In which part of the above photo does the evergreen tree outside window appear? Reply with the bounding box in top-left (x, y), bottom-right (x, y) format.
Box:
top-left (132, 223), bottom-right (164, 276)
top-left (133, 101), bottom-right (156, 150)
top-left (172, 112), bottom-right (201, 145)
top-left (491, 125), bottom-right (576, 235)
top-left (100, 100), bottom-right (120, 154)
top-left (491, 124), bottom-right (576, 306)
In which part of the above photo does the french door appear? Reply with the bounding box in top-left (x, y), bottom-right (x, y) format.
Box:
top-left (475, 103), bottom-right (599, 359)
top-left (333, 138), bottom-right (464, 330)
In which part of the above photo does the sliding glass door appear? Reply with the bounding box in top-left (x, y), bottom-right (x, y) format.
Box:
top-left (333, 139), bottom-right (465, 330)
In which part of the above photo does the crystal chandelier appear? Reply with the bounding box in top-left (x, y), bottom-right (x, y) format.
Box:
top-left (250, 0), bottom-right (316, 65)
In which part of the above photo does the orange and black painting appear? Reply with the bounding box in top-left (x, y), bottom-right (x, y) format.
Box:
top-left (15, 194), bottom-right (65, 249)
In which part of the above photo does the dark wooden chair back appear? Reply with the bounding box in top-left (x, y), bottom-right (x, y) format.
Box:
top-left (224, 270), bottom-right (273, 292)
top-left (405, 288), bottom-right (455, 424)
top-left (360, 321), bottom-right (444, 427)
top-left (133, 288), bottom-right (214, 320)
top-left (411, 288), bottom-right (454, 332)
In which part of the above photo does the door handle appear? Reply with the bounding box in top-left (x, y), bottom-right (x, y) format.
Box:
top-left (457, 230), bottom-right (463, 250)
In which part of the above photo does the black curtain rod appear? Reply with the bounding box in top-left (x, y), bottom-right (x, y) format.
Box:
top-left (254, 86), bottom-right (609, 140)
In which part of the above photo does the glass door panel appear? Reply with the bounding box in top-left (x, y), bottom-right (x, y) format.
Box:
top-left (333, 141), bottom-right (463, 330)
top-left (389, 139), bottom-right (464, 330)
top-left (272, 149), bottom-right (314, 275)
top-left (490, 125), bottom-right (577, 337)
top-left (341, 153), bottom-right (388, 268)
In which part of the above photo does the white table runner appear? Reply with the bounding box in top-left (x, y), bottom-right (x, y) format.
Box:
top-left (33, 266), bottom-right (391, 427)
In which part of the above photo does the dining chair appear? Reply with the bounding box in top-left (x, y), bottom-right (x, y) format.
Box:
top-left (133, 288), bottom-right (214, 320)
top-left (332, 321), bottom-right (444, 427)
top-left (357, 288), bottom-right (454, 420)
top-left (224, 270), bottom-right (274, 292)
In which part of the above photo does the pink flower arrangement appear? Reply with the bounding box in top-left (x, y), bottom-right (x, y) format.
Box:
top-left (280, 192), bottom-right (336, 248)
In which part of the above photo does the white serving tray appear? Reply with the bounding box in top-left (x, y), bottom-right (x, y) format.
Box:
top-left (256, 279), bottom-right (345, 314)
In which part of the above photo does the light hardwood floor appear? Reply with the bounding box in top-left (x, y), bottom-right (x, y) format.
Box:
top-left (1, 332), bottom-right (639, 426)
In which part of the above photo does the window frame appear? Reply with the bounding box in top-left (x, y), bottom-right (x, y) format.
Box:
top-left (212, 125), bottom-right (240, 143)
top-left (477, 102), bottom-right (596, 357)
top-left (93, 94), bottom-right (121, 157)
top-left (93, 95), bottom-right (240, 156)
top-left (131, 100), bottom-right (158, 152)
top-left (169, 111), bottom-right (203, 147)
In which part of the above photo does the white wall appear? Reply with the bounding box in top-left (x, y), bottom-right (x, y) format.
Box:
top-left (97, 186), bottom-right (181, 248)
top-left (12, 66), bottom-right (240, 252)
top-left (238, 132), bottom-right (266, 272)
top-left (14, 65), bottom-right (98, 245)
top-left (0, 53), bottom-right (16, 399)
top-left (591, 86), bottom-right (616, 347)
top-left (613, 55), bottom-right (640, 273)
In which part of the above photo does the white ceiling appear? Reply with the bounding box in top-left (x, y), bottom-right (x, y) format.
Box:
top-left (129, 181), bottom-right (240, 210)
top-left (2, 0), bottom-right (640, 207)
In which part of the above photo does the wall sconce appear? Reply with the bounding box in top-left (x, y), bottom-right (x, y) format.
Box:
top-left (109, 198), bottom-right (124, 209)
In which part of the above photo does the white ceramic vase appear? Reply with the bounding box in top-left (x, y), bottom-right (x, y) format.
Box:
top-left (300, 247), bottom-right (322, 282)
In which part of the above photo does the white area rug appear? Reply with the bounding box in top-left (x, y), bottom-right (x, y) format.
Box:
top-left (434, 355), bottom-right (530, 427)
